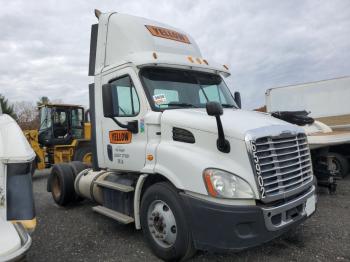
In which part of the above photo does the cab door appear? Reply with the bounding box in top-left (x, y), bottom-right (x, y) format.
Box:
top-left (101, 67), bottom-right (148, 171)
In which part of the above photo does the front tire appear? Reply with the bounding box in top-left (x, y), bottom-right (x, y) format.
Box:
top-left (73, 145), bottom-right (92, 164)
top-left (50, 163), bottom-right (76, 206)
top-left (140, 182), bottom-right (195, 261)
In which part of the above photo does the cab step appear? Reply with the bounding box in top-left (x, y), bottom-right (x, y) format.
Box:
top-left (92, 206), bottom-right (134, 224)
top-left (94, 180), bottom-right (134, 192)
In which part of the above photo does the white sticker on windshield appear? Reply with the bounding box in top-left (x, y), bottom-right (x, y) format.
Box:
top-left (153, 94), bottom-right (167, 105)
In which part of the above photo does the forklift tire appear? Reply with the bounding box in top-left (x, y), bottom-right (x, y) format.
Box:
top-left (328, 152), bottom-right (349, 178)
top-left (140, 182), bottom-right (195, 261)
top-left (73, 145), bottom-right (92, 164)
top-left (50, 163), bottom-right (77, 206)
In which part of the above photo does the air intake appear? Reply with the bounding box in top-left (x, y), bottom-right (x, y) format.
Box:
top-left (172, 127), bottom-right (195, 144)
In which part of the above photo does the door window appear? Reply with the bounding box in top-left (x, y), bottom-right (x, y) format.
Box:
top-left (110, 76), bottom-right (140, 117)
top-left (53, 110), bottom-right (68, 138)
top-left (71, 108), bottom-right (84, 139)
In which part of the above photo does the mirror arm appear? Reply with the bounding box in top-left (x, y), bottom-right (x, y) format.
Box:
top-left (215, 116), bottom-right (230, 153)
top-left (110, 118), bottom-right (139, 134)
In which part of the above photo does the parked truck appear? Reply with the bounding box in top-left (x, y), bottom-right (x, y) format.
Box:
top-left (266, 76), bottom-right (350, 131)
top-left (266, 77), bottom-right (350, 182)
top-left (48, 10), bottom-right (317, 261)
top-left (0, 106), bottom-right (36, 261)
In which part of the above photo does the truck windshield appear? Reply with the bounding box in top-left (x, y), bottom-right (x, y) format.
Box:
top-left (141, 68), bottom-right (238, 110)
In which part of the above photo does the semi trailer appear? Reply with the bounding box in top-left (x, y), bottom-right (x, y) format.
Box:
top-left (266, 76), bottom-right (350, 131)
top-left (0, 106), bottom-right (36, 261)
top-left (266, 78), bottom-right (350, 187)
top-left (48, 10), bottom-right (317, 261)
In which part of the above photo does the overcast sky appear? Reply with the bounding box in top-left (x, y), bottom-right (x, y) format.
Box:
top-left (0, 0), bottom-right (349, 109)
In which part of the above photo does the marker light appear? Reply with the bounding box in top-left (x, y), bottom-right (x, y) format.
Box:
top-left (187, 56), bottom-right (194, 63)
top-left (196, 58), bottom-right (202, 64)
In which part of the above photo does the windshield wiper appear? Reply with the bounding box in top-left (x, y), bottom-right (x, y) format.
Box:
top-left (221, 103), bottom-right (236, 108)
top-left (159, 102), bottom-right (198, 108)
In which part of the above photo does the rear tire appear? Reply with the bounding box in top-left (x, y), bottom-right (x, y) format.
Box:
top-left (50, 163), bottom-right (77, 206)
top-left (68, 161), bottom-right (88, 178)
top-left (140, 182), bottom-right (195, 261)
top-left (328, 152), bottom-right (349, 178)
top-left (68, 161), bottom-right (88, 202)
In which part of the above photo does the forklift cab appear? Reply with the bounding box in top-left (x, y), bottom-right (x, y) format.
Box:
top-left (38, 104), bottom-right (85, 147)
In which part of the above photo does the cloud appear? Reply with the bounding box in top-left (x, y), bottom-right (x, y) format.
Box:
top-left (0, 0), bottom-right (349, 109)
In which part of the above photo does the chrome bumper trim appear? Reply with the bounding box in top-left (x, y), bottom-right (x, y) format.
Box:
top-left (0, 223), bottom-right (32, 262)
top-left (262, 186), bottom-right (316, 231)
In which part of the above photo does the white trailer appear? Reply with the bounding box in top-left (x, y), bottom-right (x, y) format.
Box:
top-left (266, 77), bottom-right (350, 181)
top-left (0, 107), bottom-right (36, 261)
top-left (266, 76), bottom-right (350, 131)
top-left (48, 10), bottom-right (317, 261)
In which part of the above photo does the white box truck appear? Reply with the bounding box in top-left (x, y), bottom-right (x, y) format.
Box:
top-left (47, 10), bottom-right (317, 261)
top-left (0, 106), bottom-right (36, 261)
top-left (266, 77), bottom-right (350, 180)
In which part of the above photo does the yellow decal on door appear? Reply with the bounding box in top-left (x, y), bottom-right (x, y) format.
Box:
top-left (109, 130), bottom-right (132, 144)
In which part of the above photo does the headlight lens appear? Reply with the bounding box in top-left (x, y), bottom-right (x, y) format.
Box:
top-left (203, 169), bottom-right (255, 199)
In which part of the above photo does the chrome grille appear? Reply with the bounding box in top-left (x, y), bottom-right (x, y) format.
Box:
top-left (249, 133), bottom-right (313, 202)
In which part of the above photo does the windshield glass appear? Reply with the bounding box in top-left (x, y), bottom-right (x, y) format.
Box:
top-left (39, 107), bottom-right (52, 131)
top-left (141, 68), bottom-right (238, 110)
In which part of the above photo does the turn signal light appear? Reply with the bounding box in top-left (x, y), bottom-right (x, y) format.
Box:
top-left (203, 170), bottom-right (218, 197)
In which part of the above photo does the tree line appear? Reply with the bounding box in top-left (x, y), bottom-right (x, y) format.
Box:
top-left (0, 94), bottom-right (57, 130)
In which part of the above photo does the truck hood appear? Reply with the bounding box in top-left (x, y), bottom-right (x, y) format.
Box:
top-left (161, 109), bottom-right (295, 140)
top-left (0, 114), bottom-right (35, 162)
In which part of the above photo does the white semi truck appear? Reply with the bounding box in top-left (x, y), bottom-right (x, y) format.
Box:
top-left (0, 106), bottom-right (36, 261)
top-left (48, 10), bottom-right (317, 261)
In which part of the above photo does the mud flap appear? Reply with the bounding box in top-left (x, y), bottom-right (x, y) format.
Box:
top-left (6, 162), bottom-right (35, 220)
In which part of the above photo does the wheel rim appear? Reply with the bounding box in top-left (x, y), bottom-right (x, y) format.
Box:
top-left (147, 200), bottom-right (177, 248)
top-left (331, 159), bottom-right (341, 174)
top-left (52, 174), bottom-right (61, 200)
top-left (82, 152), bottom-right (92, 164)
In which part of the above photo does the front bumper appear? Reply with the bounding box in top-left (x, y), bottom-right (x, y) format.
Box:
top-left (0, 223), bottom-right (32, 262)
top-left (181, 186), bottom-right (316, 252)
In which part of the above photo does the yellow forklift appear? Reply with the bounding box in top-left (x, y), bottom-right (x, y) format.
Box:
top-left (24, 104), bottom-right (92, 171)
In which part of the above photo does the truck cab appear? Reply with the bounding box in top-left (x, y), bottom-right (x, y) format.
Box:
top-left (49, 10), bottom-right (317, 261)
top-left (0, 106), bottom-right (36, 261)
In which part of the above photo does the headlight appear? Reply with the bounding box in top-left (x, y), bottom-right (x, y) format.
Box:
top-left (203, 169), bottom-right (255, 199)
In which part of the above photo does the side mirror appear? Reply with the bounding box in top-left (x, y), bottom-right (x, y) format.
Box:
top-left (206, 101), bottom-right (223, 116)
top-left (206, 102), bottom-right (230, 153)
top-left (102, 83), bottom-right (138, 134)
top-left (102, 84), bottom-right (116, 118)
top-left (234, 91), bottom-right (241, 109)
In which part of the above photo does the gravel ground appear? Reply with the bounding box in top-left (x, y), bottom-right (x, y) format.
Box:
top-left (27, 170), bottom-right (350, 262)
